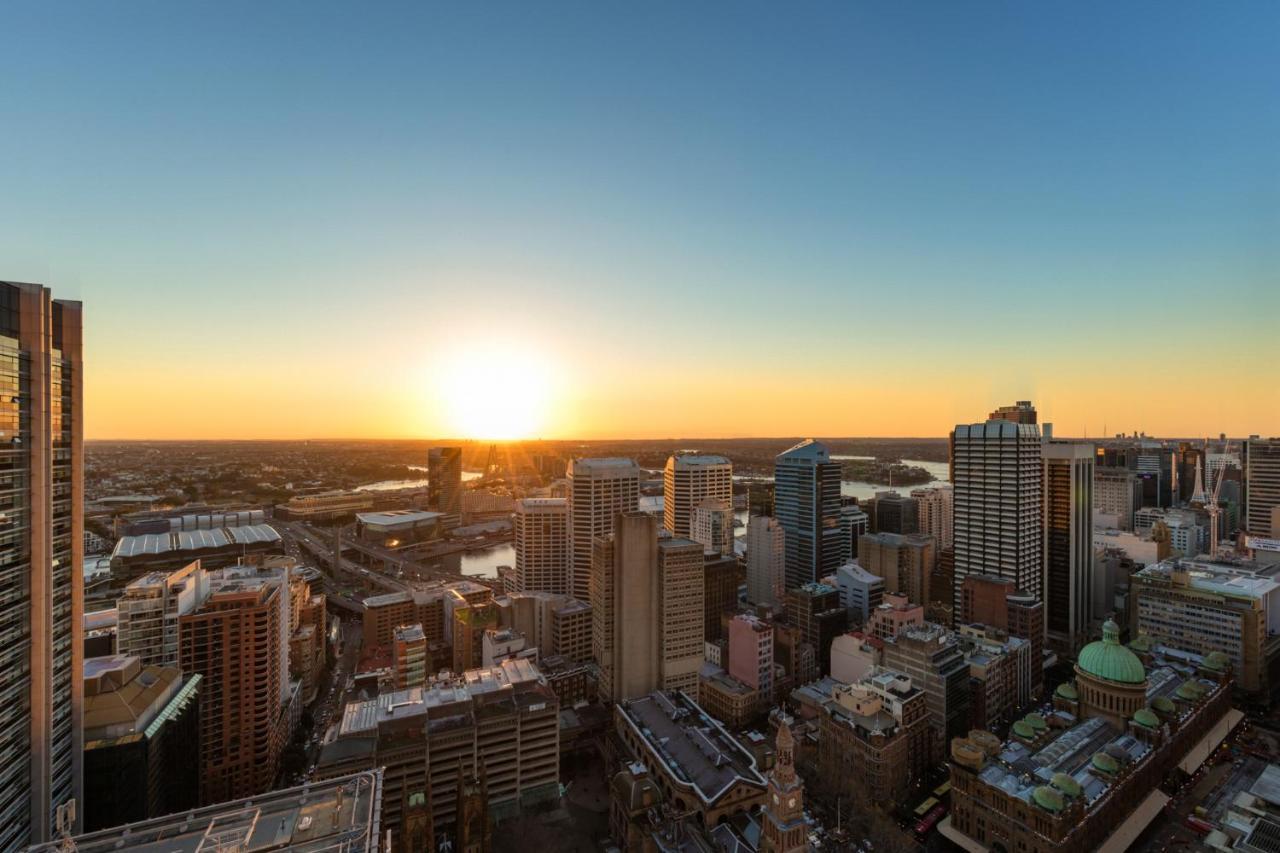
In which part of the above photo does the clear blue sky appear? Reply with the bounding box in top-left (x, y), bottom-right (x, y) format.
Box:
top-left (2, 2), bottom-right (1276, 438)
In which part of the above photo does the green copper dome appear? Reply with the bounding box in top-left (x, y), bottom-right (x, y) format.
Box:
top-left (1204, 651), bottom-right (1230, 671)
top-left (1076, 620), bottom-right (1146, 684)
top-left (1133, 708), bottom-right (1160, 729)
top-left (1051, 772), bottom-right (1082, 798)
top-left (1055, 682), bottom-right (1079, 701)
top-left (1091, 752), bottom-right (1119, 774)
top-left (1128, 634), bottom-right (1153, 653)
top-left (1012, 720), bottom-right (1036, 740)
top-left (1025, 713), bottom-right (1047, 731)
top-left (1033, 786), bottom-right (1065, 812)
top-left (1152, 696), bottom-right (1176, 715)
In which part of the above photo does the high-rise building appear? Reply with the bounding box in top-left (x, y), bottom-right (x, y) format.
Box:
top-left (392, 623), bottom-right (427, 689)
top-left (427, 446), bottom-right (463, 527)
top-left (0, 282), bottom-right (83, 847)
top-left (857, 531), bottom-right (936, 606)
top-left (833, 559), bottom-right (884, 625)
top-left (882, 623), bottom-right (971, 765)
top-left (591, 513), bottom-right (704, 701)
top-left (179, 576), bottom-right (286, 805)
top-left (512, 498), bottom-right (570, 594)
top-left (871, 491), bottom-right (919, 535)
top-left (1246, 437), bottom-right (1280, 538)
top-left (691, 498), bottom-right (734, 556)
top-left (663, 454), bottom-right (732, 539)
top-left (1094, 468), bottom-right (1143, 530)
top-left (774, 439), bottom-right (843, 589)
top-left (959, 574), bottom-right (1044, 698)
top-left (1043, 440), bottom-right (1095, 655)
top-left (784, 582), bottom-right (848, 676)
top-left (746, 515), bottom-right (785, 608)
top-left (569, 457), bottom-right (641, 601)
top-left (702, 553), bottom-right (739, 642)
top-left (952, 419), bottom-right (1043, 616)
top-left (911, 485), bottom-right (953, 548)
top-left (839, 501), bottom-right (870, 561)
top-left (115, 560), bottom-right (210, 668)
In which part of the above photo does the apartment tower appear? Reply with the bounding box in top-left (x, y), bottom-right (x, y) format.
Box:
top-left (568, 457), bottom-right (640, 601)
top-left (0, 282), bottom-right (84, 847)
top-left (1246, 437), bottom-right (1280, 538)
top-left (774, 439), bottom-right (843, 589)
top-left (746, 515), bottom-right (785, 608)
top-left (663, 454), bottom-right (732, 539)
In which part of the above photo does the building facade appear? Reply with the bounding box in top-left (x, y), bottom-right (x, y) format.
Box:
top-left (0, 282), bottom-right (84, 847)
top-left (1043, 440), bottom-right (1095, 656)
top-left (569, 457), bottom-right (641, 602)
top-left (427, 446), bottom-right (463, 527)
top-left (663, 454), bottom-right (732, 540)
top-left (747, 515), bottom-right (786, 608)
top-left (512, 498), bottom-right (569, 595)
top-left (952, 419), bottom-right (1043, 617)
top-left (774, 440), bottom-right (843, 590)
top-left (912, 485), bottom-right (953, 549)
top-left (1246, 437), bottom-right (1280, 538)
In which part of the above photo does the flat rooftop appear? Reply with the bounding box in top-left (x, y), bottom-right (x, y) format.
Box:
top-left (28, 770), bottom-right (383, 853)
top-left (618, 691), bottom-right (767, 806)
top-left (356, 509), bottom-right (442, 528)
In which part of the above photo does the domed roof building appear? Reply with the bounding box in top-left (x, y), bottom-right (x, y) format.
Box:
top-left (1071, 620), bottom-right (1150, 729)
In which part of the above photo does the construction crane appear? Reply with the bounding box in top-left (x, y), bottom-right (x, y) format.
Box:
top-left (1206, 439), bottom-right (1238, 558)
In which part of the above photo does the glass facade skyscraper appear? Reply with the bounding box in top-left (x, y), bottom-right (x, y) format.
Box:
top-left (0, 282), bottom-right (84, 847)
top-left (774, 439), bottom-right (843, 590)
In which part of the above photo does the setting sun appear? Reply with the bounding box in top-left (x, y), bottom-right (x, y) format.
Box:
top-left (435, 344), bottom-right (555, 440)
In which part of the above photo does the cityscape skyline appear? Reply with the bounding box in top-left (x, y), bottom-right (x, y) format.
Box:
top-left (3, 3), bottom-right (1277, 440)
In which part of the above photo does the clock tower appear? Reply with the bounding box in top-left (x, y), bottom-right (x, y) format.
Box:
top-left (760, 717), bottom-right (808, 853)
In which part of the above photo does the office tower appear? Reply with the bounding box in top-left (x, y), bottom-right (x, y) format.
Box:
top-left (180, 576), bottom-right (286, 804)
top-left (452, 599), bottom-right (501, 672)
top-left (746, 515), bottom-right (785, 608)
top-left (703, 553), bottom-right (739, 642)
top-left (0, 283), bottom-right (84, 848)
top-left (1094, 468), bottom-right (1142, 530)
top-left (989, 400), bottom-right (1038, 424)
top-left (115, 560), bottom-right (210, 667)
top-left (512, 498), bottom-right (569, 594)
top-left (911, 485), bottom-right (953, 548)
top-left (857, 531), bottom-right (935, 606)
top-left (784, 582), bottom-right (848, 676)
top-left (951, 419), bottom-right (1043, 617)
top-left (657, 537), bottom-right (706, 695)
top-left (839, 501), bottom-right (870, 561)
top-left (663, 454), bottom-right (732, 538)
top-left (727, 614), bottom-right (774, 705)
top-left (818, 671), bottom-right (930, 805)
top-left (774, 439), bottom-right (843, 589)
top-left (834, 560), bottom-right (884, 625)
top-left (1043, 441), bottom-right (1095, 655)
top-left (871, 491), bottom-right (919, 535)
top-left (427, 446), bottom-right (463, 527)
top-left (591, 513), bottom-right (704, 700)
top-left (81, 656), bottom-right (200, 831)
top-left (882, 624), bottom-right (971, 765)
top-left (691, 498), bottom-right (734, 556)
top-left (1246, 437), bottom-right (1280, 538)
top-left (569, 457), bottom-right (641, 601)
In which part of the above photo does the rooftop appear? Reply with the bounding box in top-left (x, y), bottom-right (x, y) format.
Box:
top-left (618, 691), bottom-right (767, 805)
top-left (1135, 557), bottom-right (1280, 601)
top-left (28, 771), bottom-right (383, 853)
top-left (356, 509), bottom-right (443, 528)
top-left (112, 523), bottom-right (281, 559)
top-left (776, 438), bottom-right (830, 463)
top-left (669, 454), bottom-right (732, 467)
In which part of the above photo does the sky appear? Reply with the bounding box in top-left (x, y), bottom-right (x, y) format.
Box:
top-left (2, 2), bottom-right (1277, 440)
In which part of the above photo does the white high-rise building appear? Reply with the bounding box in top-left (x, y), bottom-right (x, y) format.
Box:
top-left (568, 457), bottom-right (641, 601)
top-left (911, 485), bottom-right (953, 549)
top-left (513, 498), bottom-right (570, 594)
top-left (952, 419), bottom-right (1043, 616)
top-left (833, 560), bottom-right (884, 626)
top-left (691, 497), bottom-right (734, 555)
top-left (746, 515), bottom-right (786, 608)
top-left (116, 560), bottom-right (210, 668)
top-left (1042, 440), bottom-right (1095, 655)
top-left (663, 454), bottom-right (733, 538)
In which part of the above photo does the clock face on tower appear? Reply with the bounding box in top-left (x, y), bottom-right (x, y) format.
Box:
top-left (773, 793), bottom-right (779, 804)
top-left (788, 798), bottom-right (795, 808)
